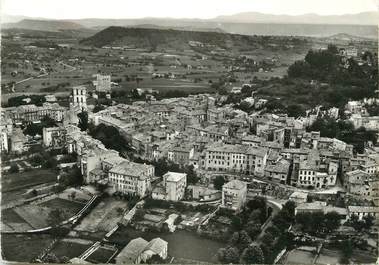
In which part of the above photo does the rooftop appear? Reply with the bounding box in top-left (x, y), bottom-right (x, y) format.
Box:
top-left (164, 171), bottom-right (187, 182)
top-left (223, 180), bottom-right (247, 190)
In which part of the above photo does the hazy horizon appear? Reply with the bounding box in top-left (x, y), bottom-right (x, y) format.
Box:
top-left (2, 0), bottom-right (377, 20)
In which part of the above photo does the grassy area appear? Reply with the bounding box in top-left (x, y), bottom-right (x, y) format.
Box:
top-left (39, 197), bottom-right (85, 213)
top-left (1, 234), bottom-right (55, 262)
top-left (1, 168), bottom-right (58, 192)
top-left (1, 208), bottom-right (28, 224)
top-left (86, 247), bottom-right (117, 263)
top-left (49, 239), bottom-right (92, 260)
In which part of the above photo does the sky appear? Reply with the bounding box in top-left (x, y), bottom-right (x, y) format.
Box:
top-left (2, 0), bottom-right (378, 19)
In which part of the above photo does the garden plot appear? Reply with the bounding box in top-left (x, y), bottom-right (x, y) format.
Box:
top-left (285, 248), bottom-right (316, 264)
top-left (1, 208), bottom-right (34, 231)
top-left (1, 234), bottom-right (55, 262)
top-left (75, 197), bottom-right (127, 233)
top-left (86, 245), bottom-right (118, 264)
top-left (12, 197), bottom-right (85, 229)
top-left (49, 238), bottom-right (94, 261)
top-left (315, 248), bottom-right (341, 265)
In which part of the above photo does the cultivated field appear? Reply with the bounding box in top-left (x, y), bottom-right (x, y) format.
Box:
top-left (74, 197), bottom-right (127, 233)
top-left (1, 234), bottom-right (55, 262)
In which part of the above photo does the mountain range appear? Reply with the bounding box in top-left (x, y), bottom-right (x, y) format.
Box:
top-left (213, 11), bottom-right (378, 25)
top-left (2, 12), bottom-right (378, 39)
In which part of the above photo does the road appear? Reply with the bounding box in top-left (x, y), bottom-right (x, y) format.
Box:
top-left (256, 198), bottom-right (284, 242)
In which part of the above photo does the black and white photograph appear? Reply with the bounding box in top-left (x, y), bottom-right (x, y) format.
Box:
top-left (0, 0), bottom-right (378, 264)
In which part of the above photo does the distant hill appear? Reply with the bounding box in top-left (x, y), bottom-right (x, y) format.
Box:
top-left (79, 26), bottom-right (310, 51)
top-left (326, 33), bottom-right (374, 41)
top-left (2, 19), bottom-right (84, 32)
top-left (79, 26), bottom-right (233, 48)
top-left (2, 27), bottom-right (98, 39)
top-left (130, 24), bottom-right (226, 33)
top-left (213, 11), bottom-right (379, 26)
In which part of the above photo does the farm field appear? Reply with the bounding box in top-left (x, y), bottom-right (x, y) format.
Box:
top-left (2, 196), bottom-right (86, 231)
top-left (48, 238), bottom-right (93, 261)
top-left (1, 168), bottom-right (58, 193)
top-left (1, 234), bottom-right (55, 262)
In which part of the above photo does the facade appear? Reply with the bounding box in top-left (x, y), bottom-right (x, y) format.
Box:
top-left (203, 143), bottom-right (268, 176)
top-left (4, 103), bottom-right (66, 124)
top-left (1, 130), bottom-right (9, 152)
top-left (163, 172), bottom-right (187, 201)
top-left (264, 159), bottom-right (290, 183)
top-left (72, 86), bottom-right (87, 110)
top-left (95, 74), bottom-right (111, 93)
top-left (222, 180), bottom-right (247, 211)
top-left (108, 161), bottom-right (154, 197)
top-left (167, 145), bottom-right (194, 166)
top-left (348, 206), bottom-right (379, 221)
top-left (43, 127), bottom-right (67, 148)
top-left (10, 128), bottom-right (27, 154)
top-left (344, 170), bottom-right (372, 196)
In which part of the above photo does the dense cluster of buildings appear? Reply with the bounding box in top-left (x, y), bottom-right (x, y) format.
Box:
top-left (2, 83), bottom-right (378, 215)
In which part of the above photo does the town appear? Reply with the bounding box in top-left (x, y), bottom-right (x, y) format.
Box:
top-left (1, 10), bottom-right (379, 265)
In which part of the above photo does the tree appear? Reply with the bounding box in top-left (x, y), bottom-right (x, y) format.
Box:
top-left (213, 176), bottom-right (226, 190)
top-left (133, 209), bottom-right (145, 221)
top-left (43, 157), bottom-right (58, 169)
top-left (363, 214), bottom-right (375, 230)
top-left (238, 230), bottom-right (252, 250)
top-left (261, 231), bottom-right (275, 246)
top-left (218, 247), bottom-right (239, 264)
top-left (48, 209), bottom-right (63, 225)
top-left (339, 239), bottom-right (353, 264)
top-left (349, 214), bottom-right (365, 232)
top-left (77, 111), bottom-right (89, 131)
top-left (324, 211), bottom-right (341, 232)
top-left (240, 244), bottom-right (265, 264)
top-left (245, 222), bottom-right (261, 239)
top-left (249, 209), bottom-right (263, 224)
top-left (231, 216), bottom-right (243, 230)
top-left (93, 104), bottom-right (105, 113)
top-left (185, 165), bottom-right (199, 184)
top-left (9, 163), bottom-right (19, 173)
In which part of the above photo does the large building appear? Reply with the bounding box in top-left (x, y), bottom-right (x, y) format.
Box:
top-left (72, 86), bottom-right (87, 110)
top-left (344, 170), bottom-right (373, 196)
top-left (163, 172), bottom-right (187, 201)
top-left (95, 74), bottom-right (111, 93)
top-left (43, 127), bottom-right (67, 149)
top-left (222, 180), bottom-right (247, 211)
top-left (10, 128), bottom-right (27, 154)
top-left (203, 143), bottom-right (268, 176)
top-left (4, 103), bottom-right (66, 124)
top-left (108, 161), bottom-right (154, 197)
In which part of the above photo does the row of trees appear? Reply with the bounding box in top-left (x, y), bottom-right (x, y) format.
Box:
top-left (295, 211), bottom-right (341, 234)
top-left (217, 232), bottom-right (265, 264)
top-left (217, 197), bottom-right (271, 264)
top-left (261, 201), bottom-right (296, 263)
